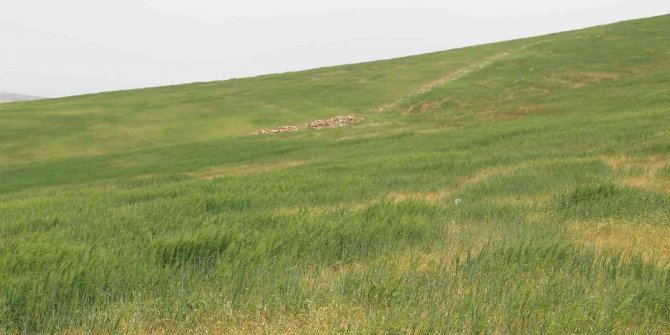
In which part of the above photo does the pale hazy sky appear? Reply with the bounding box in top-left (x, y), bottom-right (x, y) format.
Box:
top-left (1, 1), bottom-right (668, 98)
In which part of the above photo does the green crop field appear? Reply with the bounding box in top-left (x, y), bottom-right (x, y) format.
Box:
top-left (1, 14), bottom-right (670, 334)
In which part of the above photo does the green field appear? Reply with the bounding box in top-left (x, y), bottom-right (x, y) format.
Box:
top-left (1, 15), bottom-right (670, 334)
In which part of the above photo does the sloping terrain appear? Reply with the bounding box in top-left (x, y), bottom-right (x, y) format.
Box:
top-left (1, 15), bottom-right (669, 334)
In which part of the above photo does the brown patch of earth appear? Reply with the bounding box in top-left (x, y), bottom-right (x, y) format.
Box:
top-left (252, 116), bottom-right (361, 135)
top-left (571, 219), bottom-right (670, 266)
top-left (305, 115), bottom-right (361, 129)
top-left (403, 100), bottom-right (442, 115)
top-left (546, 71), bottom-right (619, 88)
top-left (251, 125), bottom-right (299, 135)
top-left (602, 155), bottom-right (670, 192)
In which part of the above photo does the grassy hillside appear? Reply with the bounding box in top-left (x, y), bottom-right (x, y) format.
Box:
top-left (1, 14), bottom-right (670, 334)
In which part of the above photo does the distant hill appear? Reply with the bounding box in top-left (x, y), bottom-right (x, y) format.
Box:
top-left (0, 92), bottom-right (41, 103)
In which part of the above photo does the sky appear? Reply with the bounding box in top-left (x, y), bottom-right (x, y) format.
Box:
top-left (1, 1), bottom-right (668, 98)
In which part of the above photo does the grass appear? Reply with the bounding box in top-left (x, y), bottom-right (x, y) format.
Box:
top-left (1, 14), bottom-right (670, 334)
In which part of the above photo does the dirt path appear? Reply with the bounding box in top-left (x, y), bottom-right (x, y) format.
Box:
top-left (373, 52), bottom-right (510, 114)
top-left (374, 41), bottom-right (549, 114)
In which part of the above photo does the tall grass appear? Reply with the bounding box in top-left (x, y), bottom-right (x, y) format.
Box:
top-left (1, 14), bottom-right (670, 334)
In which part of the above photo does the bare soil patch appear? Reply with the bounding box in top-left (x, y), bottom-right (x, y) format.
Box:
top-left (252, 116), bottom-right (361, 135)
top-left (603, 155), bottom-right (670, 192)
top-left (251, 125), bottom-right (299, 135)
top-left (571, 220), bottom-right (670, 266)
top-left (305, 115), bottom-right (361, 129)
